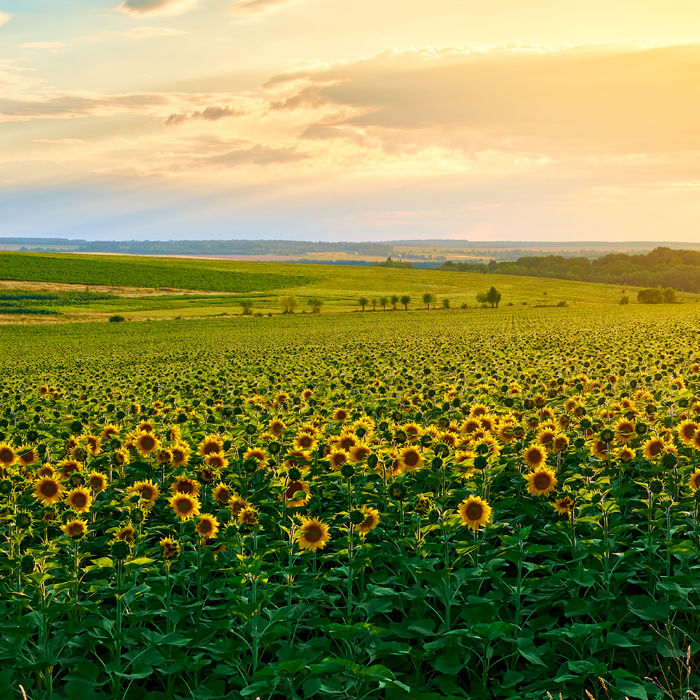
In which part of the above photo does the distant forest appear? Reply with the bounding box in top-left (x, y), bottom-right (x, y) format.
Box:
top-left (440, 247), bottom-right (700, 293)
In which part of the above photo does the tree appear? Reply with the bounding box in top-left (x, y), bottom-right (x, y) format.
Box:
top-left (488, 260), bottom-right (498, 271)
top-left (390, 295), bottom-right (399, 310)
top-left (371, 298), bottom-right (377, 311)
top-left (358, 297), bottom-right (369, 311)
top-left (442, 297), bottom-right (450, 309)
top-left (637, 288), bottom-right (664, 304)
top-left (279, 296), bottom-right (298, 314)
top-left (307, 297), bottom-right (323, 313)
top-left (379, 296), bottom-right (389, 310)
top-left (239, 299), bottom-right (253, 315)
top-left (619, 295), bottom-right (630, 305)
top-left (476, 291), bottom-right (488, 307)
top-left (486, 286), bottom-right (502, 308)
top-left (422, 292), bottom-right (436, 309)
top-left (400, 295), bottom-right (411, 310)
top-left (663, 287), bottom-right (677, 303)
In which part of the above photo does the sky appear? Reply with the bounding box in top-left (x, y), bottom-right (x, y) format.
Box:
top-left (1, 1), bottom-right (700, 242)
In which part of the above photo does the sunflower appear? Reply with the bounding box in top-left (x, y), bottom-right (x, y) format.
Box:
top-left (171, 442), bottom-right (191, 467)
top-left (617, 446), bottom-right (636, 463)
top-left (230, 495), bottom-right (251, 517)
top-left (202, 452), bottom-right (227, 471)
top-left (155, 449), bottom-right (172, 465)
top-left (100, 424), bottom-right (120, 440)
top-left (85, 471), bottom-right (107, 492)
top-left (212, 483), bottom-right (232, 505)
top-left (169, 493), bottom-right (201, 521)
top-left (57, 459), bottom-right (82, 479)
top-left (285, 480), bottom-right (311, 508)
top-left (398, 447), bottom-right (424, 472)
top-left (62, 519), bottom-right (87, 540)
top-left (165, 425), bottom-right (182, 442)
top-left (458, 496), bottom-right (492, 531)
top-left (357, 506), bottom-right (380, 535)
top-left (269, 419), bottom-right (286, 437)
top-left (34, 477), bottom-right (64, 505)
top-left (243, 447), bottom-right (266, 463)
top-left (328, 449), bottom-right (349, 471)
top-left (37, 464), bottom-right (55, 478)
top-left (525, 468), bottom-right (558, 497)
top-left (615, 418), bottom-right (636, 443)
top-left (678, 420), bottom-right (698, 447)
top-left (160, 536), bottom-right (180, 560)
top-left (195, 514), bottom-right (220, 539)
top-left (115, 448), bottom-right (131, 466)
top-left (293, 432), bottom-right (317, 451)
top-left (523, 445), bottom-right (547, 469)
top-left (462, 418), bottom-right (480, 435)
top-left (84, 435), bottom-right (102, 457)
top-left (0, 443), bottom-right (17, 467)
top-left (17, 446), bottom-right (38, 467)
top-left (453, 451), bottom-right (475, 474)
top-left (238, 507), bottom-right (260, 527)
top-left (130, 480), bottom-right (160, 506)
top-left (470, 404), bottom-right (488, 418)
top-left (295, 518), bottom-right (331, 552)
top-left (688, 470), bottom-right (700, 491)
top-left (551, 434), bottom-right (569, 454)
top-left (349, 443), bottom-right (372, 463)
top-left (333, 408), bottom-right (349, 422)
top-left (553, 496), bottom-right (574, 515)
top-left (198, 434), bottom-right (223, 457)
top-left (115, 524), bottom-right (135, 543)
top-left (590, 439), bottom-right (609, 460)
top-left (440, 431), bottom-right (459, 448)
top-left (642, 437), bottom-right (667, 461)
top-left (133, 431), bottom-right (161, 457)
top-left (65, 487), bottom-right (92, 514)
top-left (336, 432), bottom-right (357, 452)
top-left (536, 429), bottom-right (556, 451)
top-left (170, 477), bottom-right (201, 497)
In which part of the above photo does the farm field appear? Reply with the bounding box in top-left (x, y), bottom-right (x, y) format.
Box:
top-left (2, 251), bottom-right (698, 322)
top-left (1, 305), bottom-right (700, 699)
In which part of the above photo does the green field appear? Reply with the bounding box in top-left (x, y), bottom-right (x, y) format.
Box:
top-left (2, 251), bottom-right (697, 322)
top-left (1, 305), bottom-right (700, 699)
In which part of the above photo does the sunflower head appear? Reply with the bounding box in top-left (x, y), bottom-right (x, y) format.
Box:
top-left (65, 487), bottom-right (92, 514)
top-left (198, 434), bottom-right (224, 457)
top-left (237, 507), bottom-right (260, 529)
top-left (34, 477), bottom-right (64, 505)
top-left (523, 444), bottom-right (547, 469)
top-left (398, 447), bottom-right (423, 472)
top-left (160, 536), bottom-right (180, 561)
top-left (357, 507), bottom-right (380, 535)
top-left (688, 470), bottom-right (700, 491)
top-left (525, 468), bottom-right (558, 497)
top-left (458, 496), bottom-right (492, 531)
top-left (553, 496), bottom-right (574, 515)
top-left (212, 483), bottom-right (232, 505)
top-left (170, 477), bottom-right (200, 497)
top-left (62, 518), bottom-right (88, 540)
top-left (195, 514), bottom-right (220, 540)
top-left (295, 518), bottom-right (331, 552)
top-left (169, 493), bottom-right (201, 521)
top-left (87, 472), bottom-right (108, 492)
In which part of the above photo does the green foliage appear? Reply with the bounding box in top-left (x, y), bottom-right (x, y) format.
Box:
top-left (108, 315), bottom-right (125, 322)
top-left (620, 295), bottom-right (630, 305)
top-left (0, 252), bottom-right (312, 293)
top-left (0, 306), bottom-right (699, 698)
top-left (638, 287), bottom-right (677, 304)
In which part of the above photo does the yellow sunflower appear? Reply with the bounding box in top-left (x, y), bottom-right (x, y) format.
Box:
top-left (86, 472), bottom-right (108, 492)
top-left (115, 524), bottom-right (135, 543)
top-left (243, 447), bottom-right (266, 463)
top-left (0, 442), bottom-right (17, 467)
top-left (284, 480), bottom-right (310, 508)
top-left (160, 537), bottom-right (180, 560)
top-left (617, 446), bottom-right (636, 463)
top-left (195, 514), bottom-right (220, 539)
top-left (615, 418), bottom-right (636, 443)
top-left (130, 479), bottom-right (160, 506)
top-left (100, 424), bottom-right (120, 440)
top-left (642, 437), bottom-right (667, 461)
top-left (230, 495), bottom-right (251, 517)
top-left (523, 445), bottom-right (547, 469)
top-left (65, 487), bottom-right (92, 514)
top-left (169, 493), bottom-right (201, 521)
top-left (269, 419), bottom-right (286, 436)
top-left (34, 477), bottom-right (64, 505)
top-left (62, 519), bottom-right (88, 540)
top-left (333, 408), bottom-right (349, 422)
top-left (17, 446), bottom-right (38, 467)
top-left (198, 434), bottom-right (223, 456)
top-left (293, 432), bottom-right (317, 451)
top-left (133, 431), bottom-right (161, 457)
top-left (458, 496), bottom-right (492, 531)
top-left (553, 496), bottom-right (574, 515)
top-left (205, 452), bottom-right (228, 470)
top-left (170, 477), bottom-right (201, 497)
top-left (336, 432), bottom-right (357, 452)
top-left (349, 443), bottom-right (372, 463)
top-left (551, 434), bottom-right (569, 454)
top-left (57, 458), bottom-right (82, 478)
top-left (212, 483), bottom-right (232, 505)
top-left (357, 506), bottom-right (380, 535)
top-left (328, 449), bottom-right (349, 471)
top-left (590, 439), bottom-right (609, 460)
top-left (238, 507), bottom-right (260, 527)
top-left (171, 442), bottom-right (191, 467)
top-left (678, 420), bottom-right (698, 447)
top-left (295, 518), bottom-right (331, 552)
top-left (398, 447), bottom-right (424, 472)
top-left (84, 435), bottom-right (102, 457)
top-left (37, 464), bottom-right (55, 478)
top-left (525, 468), bottom-right (558, 497)
top-left (688, 470), bottom-right (700, 491)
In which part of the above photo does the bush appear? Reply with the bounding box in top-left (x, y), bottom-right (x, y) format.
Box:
top-left (620, 295), bottom-right (630, 305)
top-left (556, 300), bottom-right (568, 307)
top-left (108, 315), bottom-right (125, 322)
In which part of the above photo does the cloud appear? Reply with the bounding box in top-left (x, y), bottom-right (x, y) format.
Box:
top-left (0, 12), bottom-right (9, 27)
top-left (17, 42), bottom-right (67, 49)
top-left (266, 41), bottom-right (700, 157)
top-left (229, 0), bottom-right (310, 20)
top-left (121, 27), bottom-right (187, 38)
top-left (116, 0), bottom-right (198, 18)
top-left (164, 105), bottom-right (240, 125)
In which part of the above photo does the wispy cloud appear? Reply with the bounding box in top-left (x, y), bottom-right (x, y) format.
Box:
top-left (0, 12), bottom-right (10, 27)
top-left (229, 0), bottom-right (311, 20)
top-left (164, 105), bottom-right (241, 125)
top-left (116, 0), bottom-right (198, 18)
top-left (17, 42), bottom-right (67, 50)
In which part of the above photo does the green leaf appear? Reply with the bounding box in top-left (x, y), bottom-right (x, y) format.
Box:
top-left (606, 632), bottom-right (638, 648)
top-left (613, 678), bottom-right (648, 699)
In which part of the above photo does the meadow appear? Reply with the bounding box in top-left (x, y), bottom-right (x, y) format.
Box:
top-left (1, 303), bottom-right (700, 699)
top-left (3, 251), bottom-right (698, 322)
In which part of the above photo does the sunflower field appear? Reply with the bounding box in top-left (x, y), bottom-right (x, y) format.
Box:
top-left (1, 305), bottom-right (700, 700)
